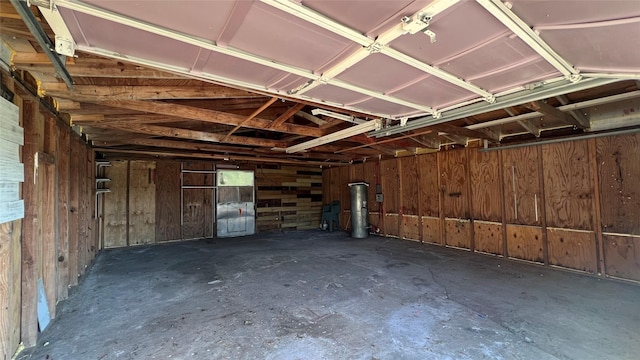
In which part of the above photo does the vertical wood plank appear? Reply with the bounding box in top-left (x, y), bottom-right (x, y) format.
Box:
top-left (67, 137), bottom-right (80, 287)
top-left (155, 161), bottom-right (181, 242)
top-left (55, 124), bottom-right (69, 301)
top-left (537, 146), bottom-right (549, 266)
top-left (588, 138), bottom-right (605, 275)
top-left (0, 222), bottom-right (12, 359)
top-left (128, 161), bottom-right (157, 245)
top-left (466, 148), bottom-right (475, 251)
top-left (103, 161), bottom-right (128, 248)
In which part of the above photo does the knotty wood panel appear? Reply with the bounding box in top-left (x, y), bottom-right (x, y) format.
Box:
top-left (322, 167), bottom-right (332, 205)
top-left (604, 234), bottom-right (640, 281)
top-left (400, 156), bottom-right (419, 215)
top-left (401, 215), bottom-right (420, 241)
top-left (380, 158), bottom-right (399, 213)
top-left (440, 149), bottom-right (469, 219)
top-left (351, 163), bottom-right (364, 182)
top-left (368, 212), bottom-right (381, 233)
top-left (502, 147), bottom-right (541, 226)
top-left (474, 221), bottom-right (503, 255)
top-left (597, 134), bottom-right (640, 235)
top-left (547, 228), bottom-right (597, 273)
top-left (542, 141), bottom-right (593, 230)
top-left (417, 153), bottom-right (439, 217)
top-left (155, 161), bottom-right (181, 242)
top-left (39, 164), bottom-right (56, 318)
top-left (421, 216), bottom-right (441, 244)
top-left (445, 218), bottom-right (471, 249)
top-left (67, 137), bottom-right (80, 287)
top-left (129, 161), bottom-right (156, 245)
top-left (0, 222), bottom-right (13, 359)
top-left (470, 149), bottom-right (502, 222)
top-left (336, 166), bottom-right (350, 226)
top-left (506, 224), bottom-right (544, 263)
top-left (103, 161), bottom-right (128, 248)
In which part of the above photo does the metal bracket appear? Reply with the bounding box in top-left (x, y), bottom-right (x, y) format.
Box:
top-left (55, 36), bottom-right (76, 57)
top-left (366, 42), bottom-right (383, 54)
top-left (401, 12), bottom-right (432, 35)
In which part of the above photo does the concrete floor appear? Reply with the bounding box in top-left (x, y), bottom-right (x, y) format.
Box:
top-left (20, 230), bottom-right (639, 360)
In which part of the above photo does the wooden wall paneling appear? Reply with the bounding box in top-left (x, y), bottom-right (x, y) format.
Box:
top-left (418, 154), bottom-right (439, 217)
top-left (8, 218), bottom-right (20, 357)
top-left (603, 234), bottom-right (640, 281)
top-left (20, 99), bottom-right (39, 347)
top-left (0, 222), bottom-right (14, 359)
top-left (256, 165), bottom-right (323, 232)
top-left (397, 157), bottom-right (404, 238)
top-left (385, 214), bottom-right (400, 238)
top-left (363, 161), bottom-right (379, 213)
top-left (502, 147), bottom-right (541, 226)
top-left (421, 216), bottom-right (441, 244)
top-left (77, 144), bottom-right (88, 276)
top-left (400, 156), bottom-right (419, 216)
top-left (440, 149), bottom-right (469, 219)
top-left (336, 166), bottom-right (350, 228)
top-left (474, 221), bottom-right (503, 255)
top-left (155, 161), bottom-right (181, 242)
top-left (506, 224), bottom-right (544, 263)
top-left (67, 137), bottom-right (80, 287)
top-left (437, 153), bottom-right (445, 246)
top-left (547, 228), bottom-right (597, 273)
top-left (128, 161), bottom-right (157, 245)
top-left (380, 158), bottom-right (398, 236)
top-left (445, 218), bottom-right (471, 249)
top-left (597, 133), bottom-right (640, 235)
top-left (469, 149), bottom-right (502, 222)
top-left (401, 215), bottom-right (420, 241)
top-left (465, 148), bottom-right (475, 251)
top-left (351, 162), bottom-right (364, 182)
top-left (55, 124), bottom-right (70, 301)
top-left (182, 162), bottom-right (213, 239)
top-left (103, 161), bottom-right (128, 248)
top-left (498, 150), bottom-right (509, 257)
top-left (39, 161), bottom-right (56, 318)
top-left (542, 141), bottom-right (594, 230)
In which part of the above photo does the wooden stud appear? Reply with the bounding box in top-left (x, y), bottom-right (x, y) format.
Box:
top-left (466, 148), bottom-right (475, 252)
top-left (588, 138), bottom-right (606, 275)
top-left (498, 149), bottom-right (509, 257)
top-left (536, 145), bottom-right (550, 266)
top-left (267, 103), bottom-right (305, 129)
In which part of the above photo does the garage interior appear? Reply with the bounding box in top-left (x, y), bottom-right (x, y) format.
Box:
top-left (0, 0), bottom-right (639, 359)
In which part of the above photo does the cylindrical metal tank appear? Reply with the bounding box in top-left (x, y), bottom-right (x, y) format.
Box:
top-left (348, 182), bottom-right (369, 238)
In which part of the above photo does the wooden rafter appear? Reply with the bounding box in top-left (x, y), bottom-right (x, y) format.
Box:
top-left (432, 123), bottom-right (500, 142)
top-left (267, 103), bottom-right (305, 129)
top-left (524, 100), bottom-right (587, 129)
top-left (223, 96), bottom-right (278, 141)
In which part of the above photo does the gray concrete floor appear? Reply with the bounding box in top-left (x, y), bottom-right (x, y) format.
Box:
top-left (20, 231), bottom-right (640, 360)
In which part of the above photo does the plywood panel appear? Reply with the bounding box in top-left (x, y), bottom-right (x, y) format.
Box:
top-left (474, 221), bottom-right (503, 255)
top-left (103, 161), bottom-right (128, 248)
top-left (155, 161), bottom-right (181, 242)
top-left (470, 149), bottom-right (502, 222)
top-left (128, 161), bottom-right (156, 245)
top-left (548, 228), bottom-right (597, 273)
top-left (368, 212), bottom-right (381, 233)
top-left (67, 137), bottom-right (80, 287)
top-left (362, 161), bottom-right (380, 213)
top-left (399, 157), bottom-right (419, 215)
top-left (385, 214), bottom-right (399, 237)
top-left (445, 218), bottom-right (471, 249)
top-left (506, 224), bottom-right (544, 263)
top-left (39, 164), bottom-right (56, 318)
top-left (351, 162), bottom-right (364, 182)
top-left (440, 149), bottom-right (469, 219)
top-left (182, 162), bottom-right (213, 239)
top-left (417, 154), bottom-right (439, 217)
top-left (380, 158), bottom-right (399, 213)
top-left (502, 147), bottom-right (541, 226)
top-left (597, 134), bottom-right (640, 235)
top-left (542, 141), bottom-right (593, 230)
top-left (401, 215), bottom-right (420, 241)
top-left (0, 222), bottom-right (12, 359)
top-left (604, 234), bottom-right (640, 281)
top-left (421, 216), bottom-right (441, 244)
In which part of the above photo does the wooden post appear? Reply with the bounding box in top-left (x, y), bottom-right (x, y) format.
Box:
top-left (466, 147), bottom-right (475, 252)
top-left (498, 149), bottom-right (509, 257)
top-left (397, 158), bottom-right (403, 239)
top-left (68, 137), bottom-right (80, 287)
top-left (416, 155), bottom-right (424, 243)
top-left (126, 160), bottom-right (131, 247)
top-left (20, 100), bottom-right (39, 347)
top-left (536, 145), bottom-right (549, 266)
top-left (437, 152), bottom-right (445, 246)
top-left (588, 138), bottom-right (606, 276)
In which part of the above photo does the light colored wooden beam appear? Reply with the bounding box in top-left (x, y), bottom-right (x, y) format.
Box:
top-left (516, 119), bottom-right (541, 137)
top-left (91, 122), bottom-right (288, 148)
top-left (267, 103), bottom-right (305, 129)
top-left (40, 83), bottom-right (263, 100)
top-left (223, 96), bottom-right (278, 140)
top-left (91, 99), bottom-right (324, 138)
top-left (525, 100), bottom-right (587, 129)
top-left (335, 127), bottom-right (434, 153)
top-left (296, 111), bottom-right (327, 126)
top-left (432, 123), bottom-right (500, 142)
top-left (93, 148), bottom-right (348, 167)
top-left (556, 95), bottom-right (590, 128)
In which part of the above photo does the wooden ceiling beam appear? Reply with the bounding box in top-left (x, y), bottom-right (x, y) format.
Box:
top-left (524, 100), bottom-right (588, 129)
top-left (223, 96), bottom-right (278, 140)
top-left (432, 123), bottom-right (500, 142)
top-left (93, 148), bottom-right (348, 167)
top-left (40, 83), bottom-right (263, 100)
top-left (91, 122), bottom-right (288, 148)
top-left (85, 99), bottom-right (324, 137)
top-left (296, 111), bottom-right (327, 126)
top-left (267, 103), bottom-right (306, 129)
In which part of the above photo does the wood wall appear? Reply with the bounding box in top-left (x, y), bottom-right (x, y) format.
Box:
top-left (323, 133), bottom-right (640, 282)
top-left (1, 73), bottom-right (96, 358)
top-left (102, 161), bottom-right (323, 248)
